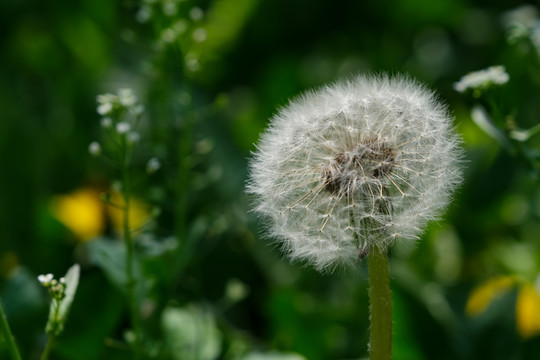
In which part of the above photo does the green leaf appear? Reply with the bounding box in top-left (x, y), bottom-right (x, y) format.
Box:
top-left (58, 264), bottom-right (80, 325)
top-left (161, 304), bottom-right (222, 360)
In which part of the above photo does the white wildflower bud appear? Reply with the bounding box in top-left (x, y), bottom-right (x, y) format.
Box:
top-left (96, 93), bottom-right (117, 115)
top-left (97, 102), bottom-right (113, 116)
top-left (136, 6), bottom-right (152, 23)
top-left (130, 104), bottom-right (145, 117)
top-left (189, 7), bottom-right (204, 21)
top-left (247, 75), bottom-right (463, 272)
top-left (38, 273), bottom-right (54, 286)
top-left (192, 28), bottom-right (207, 42)
top-left (453, 65), bottom-right (509, 94)
top-left (88, 141), bottom-right (102, 157)
top-left (146, 157), bottom-right (161, 174)
top-left (100, 117), bottom-right (113, 128)
top-left (163, 0), bottom-right (177, 16)
top-left (127, 131), bottom-right (141, 144)
top-left (118, 88), bottom-right (137, 107)
top-left (116, 122), bottom-right (131, 134)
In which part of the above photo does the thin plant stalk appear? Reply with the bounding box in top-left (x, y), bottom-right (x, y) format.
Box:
top-left (41, 299), bottom-right (60, 360)
top-left (368, 246), bottom-right (392, 360)
top-left (41, 336), bottom-right (54, 360)
top-left (0, 298), bottom-right (22, 360)
top-left (121, 137), bottom-right (143, 359)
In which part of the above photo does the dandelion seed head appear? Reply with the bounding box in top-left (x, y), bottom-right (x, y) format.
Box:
top-left (247, 75), bottom-right (462, 272)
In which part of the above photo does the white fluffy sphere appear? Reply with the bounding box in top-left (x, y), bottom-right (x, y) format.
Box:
top-left (248, 75), bottom-right (462, 272)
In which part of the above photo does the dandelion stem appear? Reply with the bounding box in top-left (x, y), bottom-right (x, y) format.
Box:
top-left (122, 138), bottom-right (143, 359)
top-left (0, 297), bottom-right (22, 360)
top-left (368, 246), bottom-right (392, 360)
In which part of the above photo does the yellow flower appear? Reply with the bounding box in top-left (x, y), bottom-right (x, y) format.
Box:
top-left (465, 276), bottom-right (517, 316)
top-left (106, 191), bottom-right (150, 235)
top-left (466, 275), bottom-right (540, 339)
top-left (516, 283), bottom-right (540, 339)
top-left (50, 187), bottom-right (151, 241)
top-left (50, 188), bottom-right (105, 241)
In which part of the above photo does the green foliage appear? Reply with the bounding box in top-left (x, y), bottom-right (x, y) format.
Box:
top-left (1, 0), bottom-right (540, 359)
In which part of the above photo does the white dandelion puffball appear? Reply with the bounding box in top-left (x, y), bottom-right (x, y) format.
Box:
top-left (247, 75), bottom-right (462, 272)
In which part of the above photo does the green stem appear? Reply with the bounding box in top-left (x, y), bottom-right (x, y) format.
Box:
top-left (368, 246), bottom-right (392, 360)
top-left (41, 334), bottom-right (55, 360)
top-left (41, 299), bottom-right (61, 360)
top-left (122, 139), bottom-right (143, 359)
top-left (0, 297), bottom-right (22, 360)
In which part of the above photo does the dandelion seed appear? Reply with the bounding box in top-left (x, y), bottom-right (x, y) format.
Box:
top-left (247, 75), bottom-right (462, 272)
top-left (88, 141), bottom-right (102, 157)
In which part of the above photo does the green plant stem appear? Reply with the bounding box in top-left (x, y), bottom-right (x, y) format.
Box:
top-left (41, 334), bottom-right (55, 360)
top-left (42, 299), bottom-right (60, 360)
top-left (368, 246), bottom-right (392, 360)
top-left (122, 141), bottom-right (143, 359)
top-left (0, 298), bottom-right (22, 360)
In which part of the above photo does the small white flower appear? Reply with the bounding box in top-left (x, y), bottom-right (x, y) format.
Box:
top-left (97, 93), bottom-right (117, 104)
top-left (146, 157), bottom-right (161, 174)
top-left (38, 273), bottom-right (54, 286)
top-left (116, 122), bottom-right (131, 134)
top-left (130, 104), bottom-right (145, 117)
top-left (127, 131), bottom-right (141, 144)
top-left (118, 88), bottom-right (137, 107)
top-left (453, 65), bottom-right (509, 94)
top-left (97, 102), bottom-right (113, 116)
top-left (161, 28), bottom-right (178, 43)
top-left (247, 75), bottom-right (463, 272)
top-left (189, 7), bottom-right (204, 21)
top-left (88, 141), bottom-right (102, 156)
top-left (163, 0), bottom-right (177, 16)
top-left (173, 20), bottom-right (187, 34)
top-left (136, 6), bottom-right (152, 23)
top-left (192, 28), bottom-right (207, 42)
top-left (100, 117), bottom-right (113, 128)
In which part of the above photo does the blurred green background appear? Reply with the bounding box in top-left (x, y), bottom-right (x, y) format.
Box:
top-left (1, 0), bottom-right (540, 359)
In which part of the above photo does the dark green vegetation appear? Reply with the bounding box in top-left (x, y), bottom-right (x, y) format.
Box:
top-left (1, 0), bottom-right (540, 359)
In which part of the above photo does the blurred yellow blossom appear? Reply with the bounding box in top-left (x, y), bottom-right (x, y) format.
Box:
top-left (466, 275), bottom-right (540, 339)
top-left (106, 191), bottom-right (151, 235)
top-left (516, 283), bottom-right (540, 339)
top-left (50, 188), bottom-right (105, 241)
top-left (50, 187), bottom-right (151, 241)
top-left (466, 275), bottom-right (517, 316)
